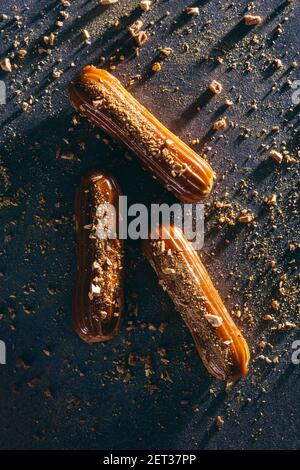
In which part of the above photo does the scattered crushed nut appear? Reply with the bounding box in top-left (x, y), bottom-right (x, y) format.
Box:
top-left (265, 194), bottom-right (277, 206)
top-left (152, 62), bottom-right (162, 72)
top-left (274, 58), bottom-right (284, 69)
top-left (244, 14), bottom-right (263, 26)
top-left (0, 58), bottom-right (12, 72)
top-left (213, 118), bottom-right (227, 130)
top-left (21, 102), bottom-right (30, 112)
top-left (52, 68), bottom-right (63, 78)
top-left (43, 33), bottom-right (55, 46)
top-left (135, 31), bottom-right (149, 46)
top-left (81, 29), bottom-right (91, 44)
top-left (209, 80), bottom-right (223, 94)
top-left (277, 322), bottom-right (297, 330)
top-left (239, 213), bottom-right (254, 223)
top-left (100, 0), bottom-right (118, 4)
top-left (224, 98), bottom-right (233, 106)
top-left (263, 314), bottom-right (275, 322)
top-left (140, 0), bottom-right (151, 11)
top-left (271, 300), bottom-right (280, 311)
top-left (216, 416), bottom-right (225, 427)
top-left (161, 47), bottom-right (173, 57)
top-left (186, 7), bottom-right (200, 16)
top-left (129, 20), bottom-right (143, 37)
top-left (269, 149), bottom-right (283, 163)
top-left (17, 49), bottom-right (27, 58)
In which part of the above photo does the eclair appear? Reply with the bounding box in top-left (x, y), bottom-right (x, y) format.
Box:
top-left (144, 225), bottom-right (250, 381)
top-left (73, 171), bottom-right (124, 343)
top-left (69, 66), bottom-right (215, 203)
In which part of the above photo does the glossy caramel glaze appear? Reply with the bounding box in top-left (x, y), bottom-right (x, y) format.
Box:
top-left (144, 225), bottom-right (250, 381)
top-left (69, 66), bottom-right (215, 203)
top-left (73, 171), bottom-right (124, 343)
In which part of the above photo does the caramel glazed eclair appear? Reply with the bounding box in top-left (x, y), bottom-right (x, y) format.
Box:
top-left (73, 171), bottom-right (124, 343)
top-left (144, 225), bottom-right (250, 381)
top-left (69, 66), bottom-right (215, 203)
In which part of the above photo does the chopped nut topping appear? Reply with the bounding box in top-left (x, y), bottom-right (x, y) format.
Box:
top-left (88, 283), bottom-right (101, 300)
top-left (204, 314), bottom-right (223, 328)
top-left (162, 267), bottom-right (176, 275)
top-left (93, 261), bottom-right (101, 270)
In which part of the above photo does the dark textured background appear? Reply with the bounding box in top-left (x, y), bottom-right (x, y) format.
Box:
top-left (0, 0), bottom-right (300, 450)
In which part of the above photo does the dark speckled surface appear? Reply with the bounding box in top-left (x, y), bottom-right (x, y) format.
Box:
top-left (0, 0), bottom-right (300, 450)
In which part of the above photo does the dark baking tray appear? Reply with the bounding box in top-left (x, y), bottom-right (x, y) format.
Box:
top-left (0, 0), bottom-right (299, 450)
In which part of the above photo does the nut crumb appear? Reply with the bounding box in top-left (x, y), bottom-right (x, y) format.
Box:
top-left (269, 149), bottom-right (283, 163)
top-left (135, 31), bottom-right (149, 46)
top-left (213, 118), bottom-right (227, 130)
top-left (129, 20), bottom-right (144, 36)
top-left (209, 80), bottom-right (223, 94)
top-left (244, 14), bottom-right (262, 26)
top-left (81, 29), bottom-right (91, 44)
top-left (152, 62), bottom-right (162, 72)
top-left (216, 416), bottom-right (225, 427)
top-left (186, 7), bottom-right (200, 16)
top-left (0, 58), bottom-right (12, 72)
top-left (204, 314), bottom-right (223, 328)
top-left (100, 0), bottom-right (118, 4)
top-left (239, 213), bottom-right (254, 223)
top-left (161, 47), bottom-right (173, 57)
top-left (140, 0), bottom-right (151, 11)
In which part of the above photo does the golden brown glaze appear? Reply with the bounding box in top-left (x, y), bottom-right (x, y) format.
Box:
top-left (73, 171), bottom-right (124, 343)
top-left (144, 225), bottom-right (250, 381)
top-left (69, 66), bottom-right (215, 203)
